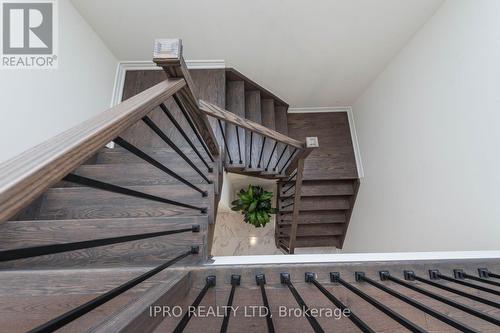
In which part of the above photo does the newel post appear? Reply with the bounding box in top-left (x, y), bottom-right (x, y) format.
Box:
top-left (284, 136), bottom-right (319, 175)
top-left (152, 39), bottom-right (220, 157)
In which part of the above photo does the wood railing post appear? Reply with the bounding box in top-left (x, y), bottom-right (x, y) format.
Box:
top-left (153, 39), bottom-right (220, 157)
top-left (288, 158), bottom-right (305, 254)
top-left (284, 137), bottom-right (319, 176)
top-left (286, 137), bottom-right (318, 253)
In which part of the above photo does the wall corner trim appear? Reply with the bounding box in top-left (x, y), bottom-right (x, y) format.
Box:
top-left (287, 106), bottom-right (365, 178)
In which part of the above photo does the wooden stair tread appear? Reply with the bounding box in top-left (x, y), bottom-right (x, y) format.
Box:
top-left (279, 210), bottom-right (347, 224)
top-left (91, 147), bottom-right (213, 169)
top-left (224, 80), bottom-right (246, 167)
top-left (90, 270), bottom-right (189, 333)
top-left (279, 196), bottom-right (351, 212)
top-left (28, 184), bottom-right (211, 221)
top-left (57, 163), bottom-right (212, 188)
top-left (280, 179), bottom-right (355, 196)
top-left (0, 268), bottom-right (187, 333)
top-left (278, 235), bottom-right (340, 248)
top-left (0, 216), bottom-right (207, 248)
top-left (278, 223), bottom-right (344, 237)
top-left (244, 91), bottom-right (262, 169)
top-left (0, 216), bottom-right (207, 269)
top-left (302, 156), bottom-right (358, 180)
top-left (261, 99), bottom-right (277, 170)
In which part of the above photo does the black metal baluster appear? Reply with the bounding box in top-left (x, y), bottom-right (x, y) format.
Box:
top-left (359, 272), bottom-right (479, 333)
top-left (160, 103), bottom-right (212, 171)
top-left (281, 273), bottom-right (325, 333)
top-left (273, 145), bottom-right (287, 171)
top-left (28, 247), bottom-right (198, 333)
top-left (429, 270), bottom-right (500, 296)
top-left (248, 132), bottom-right (254, 168)
top-left (174, 276), bottom-right (216, 333)
top-left (256, 274), bottom-right (275, 333)
top-left (384, 271), bottom-right (500, 326)
top-left (284, 171), bottom-right (297, 185)
top-left (220, 275), bottom-right (240, 333)
top-left (405, 270), bottom-right (500, 309)
top-left (279, 193), bottom-right (295, 202)
top-left (257, 136), bottom-right (267, 168)
top-left (282, 182), bottom-right (296, 195)
top-left (0, 225), bottom-right (199, 262)
top-left (279, 148), bottom-right (298, 174)
top-left (63, 173), bottom-right (207, 213)
top-left (142, 116), bottom-right (211, 184)
top-left (217, 119), bottom-right (233, 164)
top-left (265, 142), bottom-right (278, 171)
top-left (235, 126), bottom-right (243, 164)
top-left (454, 269), bottom-right (500, 287)
top-left (113, 137), bottom-right (207, 197)
top-left (173, 94), bottom-right (215, 162)
top-left (305, 273), bottom-right (374, 333)
top-left (479, 268), bottom-right (500, 279)
top-left (331, 272), bottom-right (426, 333)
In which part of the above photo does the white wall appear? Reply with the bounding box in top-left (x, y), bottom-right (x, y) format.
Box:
top-left (344, 0), bottom-right (500, 252)
top-left (72, 0), bottom-right (443, 107)
top-left (0, 0), bottom-right (117, 163)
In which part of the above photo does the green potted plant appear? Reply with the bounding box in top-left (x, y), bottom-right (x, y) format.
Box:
top-left (231, 185), bottom-right (277, 227)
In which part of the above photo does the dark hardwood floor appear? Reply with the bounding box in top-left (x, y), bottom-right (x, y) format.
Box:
top-left (287, 112), bottom-right (358, 180)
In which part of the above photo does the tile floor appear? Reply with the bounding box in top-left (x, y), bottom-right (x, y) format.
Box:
top-left (211, 211), bottom-right (282, 256)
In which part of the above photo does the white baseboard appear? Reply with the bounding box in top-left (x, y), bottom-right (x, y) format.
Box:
top-left (287, 106), bottom-right (364, 178)
top-left (209, 250), bottom-right (500, 266)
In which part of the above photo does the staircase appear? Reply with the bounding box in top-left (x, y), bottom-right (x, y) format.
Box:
top-left (277, 179), bottom-right (359, 249)
top-left (0, 38), bottom-right (499, 333)
top-left (0, 38), bottom-right (313, 331)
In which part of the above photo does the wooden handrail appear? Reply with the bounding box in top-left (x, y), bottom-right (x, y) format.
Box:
top-left (198, 100), bottom-right (305, 149)
top-left (0, 78), bottom-right (186, 223)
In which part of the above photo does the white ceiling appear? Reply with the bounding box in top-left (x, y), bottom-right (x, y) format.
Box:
top-left (72, 0), bottom-right (443, 107)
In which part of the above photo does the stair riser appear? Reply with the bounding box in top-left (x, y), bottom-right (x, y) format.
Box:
top-left (279, 196), bottom-right (350, 211)
top-left (278, 224), bottom-right (344, 237)
top-left (280, 180), bottom-right (355, 196)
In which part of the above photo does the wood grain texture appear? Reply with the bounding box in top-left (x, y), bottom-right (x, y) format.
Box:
top-left (198, 100), bottom-right (304, 149)
top-left (244, 91), bottom-right (262, 170)
top-left (225, 68), bottom-right (288, 107)
top-left (154, 52), bottom-right (220, 157)
top-left (182, 261), bottom-right (500, 333)
top-left (225, 80), bottom-right (246, 167)
top-left (33, 184), bottom-right (210, 221)
top-left (56, 163), bottom-right (212, 188)
top-left (261, 99), bottom-right (277, 170)
top-left (0, 217), bottom-right (207, 269)
top-left (120, 71), bottom-right (201, 150)
top-left (274, 105), bottom-right (290, 169)
top-left (190, 69), bottom-right (226, 146)
top-left (0, 78), bottom-right (186, 224)
top-left (339, 178), bottom-right (360, 249)
top-left (90, 271), bottom-right (190, 333)
top-left (287, 112), bottom-right (358, 180)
